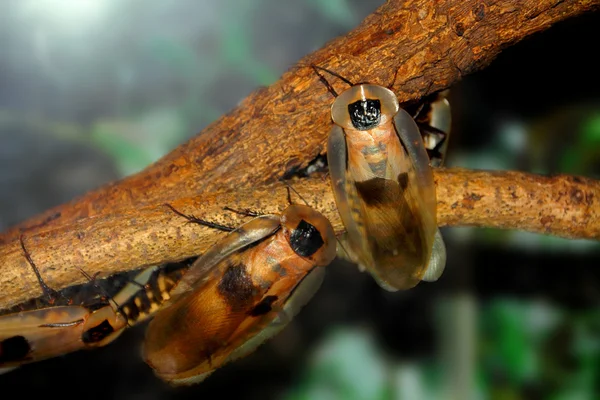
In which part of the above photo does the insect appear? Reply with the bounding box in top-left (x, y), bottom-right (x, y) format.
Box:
top-left (312, 66), bottom-right (447, 291)
top-left (142, 198), bottom-right (337, 386)
top-left (406, 89), bottom-right (452, 167)
top-left (0, 236), bottom-right (190, 372)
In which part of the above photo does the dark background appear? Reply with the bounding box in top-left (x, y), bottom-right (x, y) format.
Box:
top-left (0, 1), bottom-right (598, 399)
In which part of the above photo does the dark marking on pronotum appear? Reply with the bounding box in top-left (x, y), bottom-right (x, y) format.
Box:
top-left (82, 320), bottom-right (115, 343)
top-left (218, 262), bottom-right (257, 312)
top-left (290, 220), bottom-right (324, 258)
top-left (0, 336), bottom-right (31, 362)
top-left (249, 295), bottom-right (278, 316)
top-left (348, 99), bottom-right (381, 130)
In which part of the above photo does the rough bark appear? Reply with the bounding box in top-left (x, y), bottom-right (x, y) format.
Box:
top-left (1, 169), bottom-right (598, 310)
top-left (0, 0), bottom-right (599, 310)
top-left (1, 0), bottom-right (597, 241)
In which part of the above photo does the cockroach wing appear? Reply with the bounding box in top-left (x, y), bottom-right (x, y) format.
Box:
top-left (327, 125), bottom-right (373, 269)
top-left (167, 215), bottom-right (282, 301)
top-left (328, 109), bottom-right (447, 291)
top-left (328, 121), bottom-right (422, 291)
top-left (394, 108), bottom-right (447, 282)
top-left (0, 306), bottom-right (88, 367)
top-left (393, 108), bottom-right (437, 223)
top-left (143, 215), bottom-right (283, 384)
top-left (226, 266), bottom-right (326, 363)
top-left (421, 228), bottom-right (446, 282)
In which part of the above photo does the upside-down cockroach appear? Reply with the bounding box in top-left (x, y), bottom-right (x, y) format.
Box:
top-left (313, 66), bottom-right (447, 291)
top-left (0, 237), bottom-right (190, 372)
top-left (407, 89), bottom-right (452, 167)
top-left (142, 199), bottom-right (337, 386)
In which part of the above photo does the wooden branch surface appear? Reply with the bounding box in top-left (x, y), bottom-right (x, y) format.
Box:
top-left (1, 0), bottom-right (597, 242)
top-left (1, 169), bottom-right (598, 310)
top-left (1, 0), bottom-right (599, 310)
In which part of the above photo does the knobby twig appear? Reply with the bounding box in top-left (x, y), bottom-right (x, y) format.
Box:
top-left (0, 0), bottom-right (599, 309)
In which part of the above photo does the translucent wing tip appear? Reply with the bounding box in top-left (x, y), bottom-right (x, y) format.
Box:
top-left (421, 229), bottom-right (447, 282)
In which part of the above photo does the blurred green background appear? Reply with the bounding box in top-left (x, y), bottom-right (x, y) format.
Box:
top-left (0, 1), bottom-right (598, 399)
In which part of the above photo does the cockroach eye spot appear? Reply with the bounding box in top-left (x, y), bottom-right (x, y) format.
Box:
top-left (249, 295), bottom-right (278, 316)
top-left (82, 320), bottom-right (115, 344)
top-left (0, 336), bottom-right (31, 362)
top-left (290, 220), bottom-right (324, 258)
top-left (348, 99), bottom-right (381, 130)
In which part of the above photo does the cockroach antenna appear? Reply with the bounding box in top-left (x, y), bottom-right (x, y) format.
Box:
top-left (311, 65), bottom-right (339, 98)
top-left (165, 203), bottom-right (235, 233)
top-left (282, 180), bottom-right (311, 207)
top-left (311, 65), bottom-right (355, 87)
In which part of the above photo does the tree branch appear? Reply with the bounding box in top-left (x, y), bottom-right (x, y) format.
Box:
top-left (1, 169), bottom-right (598, 310)
top-left (1, 0), bottom-right (599, 309)
top-left (1, 0), bottom-right (597, 241)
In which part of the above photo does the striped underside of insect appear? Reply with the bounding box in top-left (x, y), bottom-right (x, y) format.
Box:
top-left (142, 202), bottom-right (337, 386)
top-left (407, 89), bottom-right (452, 168)
top-left (313, 66), bottom-right (448, 291)
top-left (0, 237), bottom-right (191, 372)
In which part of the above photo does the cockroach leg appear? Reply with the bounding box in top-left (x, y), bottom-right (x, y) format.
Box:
top-left (19, 235), bottom-right (62, 304)
top-left (165, 203), bottom-right (234, 232)
top-left (222, 206), bottom-right (263, 218)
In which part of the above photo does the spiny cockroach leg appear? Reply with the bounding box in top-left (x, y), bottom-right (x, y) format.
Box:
top-left (223, 206), bottom-right (264, 219)
top-left (165, 203), bottom-right (234, 232)
top-left (19, 235), bottom-right (62, 304)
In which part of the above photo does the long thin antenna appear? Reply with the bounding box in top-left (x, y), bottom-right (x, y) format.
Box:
top-left (281, 180), bottom-right (311, 207)
top-left (312, 65), bottom-right (356, 87)
top-left (165, 203), bottom-right (234, 232)
top-left (312, 65), bottom-right (339, 98)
